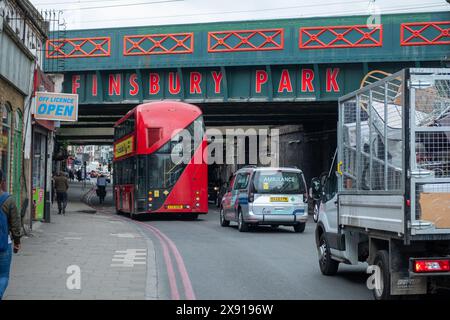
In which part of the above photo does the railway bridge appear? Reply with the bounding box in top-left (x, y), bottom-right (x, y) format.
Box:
top-left (44, 11), bottom-right (450, 178)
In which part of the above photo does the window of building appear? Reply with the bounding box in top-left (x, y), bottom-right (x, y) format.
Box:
top-left (13, 110), bottom-right (23, 207)
top-left (1, 103), bottom-right (12, 192)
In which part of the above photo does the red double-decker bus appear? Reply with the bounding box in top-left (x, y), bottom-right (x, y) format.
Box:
top-left (113, 101), bottom-right (208, 219)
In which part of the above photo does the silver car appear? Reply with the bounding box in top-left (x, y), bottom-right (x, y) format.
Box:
top-left (219, 167), bottom-right (308, 233)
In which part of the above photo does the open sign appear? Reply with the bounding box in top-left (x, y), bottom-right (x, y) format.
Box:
top-left (34, 92), bottom-right (79, 122)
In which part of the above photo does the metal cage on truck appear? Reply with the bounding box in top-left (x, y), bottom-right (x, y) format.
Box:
top-left (338, 68), bottom-right (450, 241)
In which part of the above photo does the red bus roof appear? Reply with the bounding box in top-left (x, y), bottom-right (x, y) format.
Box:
top-left (114, 101), bottom-right (203, 156)
top-left (113, 101), bottom-right (202, 128)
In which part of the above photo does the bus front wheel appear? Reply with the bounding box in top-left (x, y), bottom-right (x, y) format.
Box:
top-left (130, 212), bottom-right (139, 220)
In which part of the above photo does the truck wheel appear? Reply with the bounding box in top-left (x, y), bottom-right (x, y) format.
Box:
top-left (294, 222), bottom-right (306, 233)
top-left (373, 250), bottom-right (392, 300)
top-left (238, 210), bottom-right (248, 232)
top-left (220, 208), bottom-right (229, 227)
top-left (318, 234), bottom-right (339, 275)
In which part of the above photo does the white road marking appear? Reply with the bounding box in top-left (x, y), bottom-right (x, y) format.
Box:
top-left (110, 233), bottom-right (139, 238)
top-left (111, 249), bottom-right (147, 267)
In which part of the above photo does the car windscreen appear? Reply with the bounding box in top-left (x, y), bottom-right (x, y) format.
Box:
top-left (252, 170), bottom-right (305, 194)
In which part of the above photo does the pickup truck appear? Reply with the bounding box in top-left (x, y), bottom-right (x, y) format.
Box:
top-left (316, 68), bottom-right (450, 299)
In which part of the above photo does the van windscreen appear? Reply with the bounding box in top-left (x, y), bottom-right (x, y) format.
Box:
top-left (253, 171), bottom-right (305, 194)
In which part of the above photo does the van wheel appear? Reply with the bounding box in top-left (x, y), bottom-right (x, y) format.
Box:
top-left (373, 250), bottom-right (393, 300)
top-left (294, 223), bottom-right (306, 233)
top-left (318, 234), bottom-right (339, 275)
top-left (220, 208), bottom-right (229, 227)
top-left (238, 210), bottom-right (248, 232)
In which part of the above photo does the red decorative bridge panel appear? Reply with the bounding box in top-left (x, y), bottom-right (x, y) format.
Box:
top-left (208, 28), bottom-right (284, 53)
top-left (124, 33), bottom-right (194, 55)
top-left (400, 21), bottom-right (450, 46)
top-left (46, 37), bottom-right (111, 59)
top-left (299, 25), bottom-right (383, 49)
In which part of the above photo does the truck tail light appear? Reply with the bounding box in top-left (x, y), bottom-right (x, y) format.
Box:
top-left (413, 259), bottom-right (450, 273)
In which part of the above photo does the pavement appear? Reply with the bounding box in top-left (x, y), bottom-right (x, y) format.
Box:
top-left (3, 181), bottom-right (158, 300)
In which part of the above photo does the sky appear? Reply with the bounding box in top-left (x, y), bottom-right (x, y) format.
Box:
top-left (29, 0), bottom-right (449, 30)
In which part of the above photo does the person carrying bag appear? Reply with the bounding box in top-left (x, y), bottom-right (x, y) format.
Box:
top-left (0, 169), bottom-right (21, 300)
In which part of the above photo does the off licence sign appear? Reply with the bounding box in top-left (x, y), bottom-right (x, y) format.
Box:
top-left (35, 92), bottom-right (78, 122)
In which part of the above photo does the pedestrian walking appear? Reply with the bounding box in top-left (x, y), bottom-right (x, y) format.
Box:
top-left (0, 169), bottom-right (21, 300)
top-left (96, 174), bottom-right (108, 204)
top-left (69, 170), bottom-right (75, 181)
top-left (53, 171), bottom-right (69, 215)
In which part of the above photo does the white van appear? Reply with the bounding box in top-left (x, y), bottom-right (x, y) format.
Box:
top-left (220, 167), bottom-right (309, 233)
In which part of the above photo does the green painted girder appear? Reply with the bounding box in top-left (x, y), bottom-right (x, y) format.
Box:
top-left (64, 60), bottom-right (443, 104)
top-left (44, 11), bottom-right (450, 73)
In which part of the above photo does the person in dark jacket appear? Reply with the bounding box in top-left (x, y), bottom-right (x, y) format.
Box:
top-left (0, 169), bottom-right (21, 300)
top-left (53, 171), bottom-right (69, 215)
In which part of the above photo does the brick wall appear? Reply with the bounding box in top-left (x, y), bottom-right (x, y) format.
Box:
top-left (0, 77), bottom-right (25, 109)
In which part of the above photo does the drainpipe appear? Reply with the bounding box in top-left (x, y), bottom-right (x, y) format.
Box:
top-left (23, 60), bottom-right (37, 230)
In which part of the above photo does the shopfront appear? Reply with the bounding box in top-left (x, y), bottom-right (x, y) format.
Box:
top-left (0, 95), bottom-right (25, 209)
top-left (32, 127), bottom-right (48, 220)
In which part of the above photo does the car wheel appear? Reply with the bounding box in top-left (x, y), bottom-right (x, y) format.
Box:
top-left (313, 203), bottom-right (319, 223)
top-left (318, 233), bottom-right (339, 275)
top-left (373, 250), bottom-right (393, 300)
top-left (294, 222), bottom-right (306, 233)
top-left (220, 208), bottom-right (229, 227)
top-left (237, 210), bottom-right (248, 232)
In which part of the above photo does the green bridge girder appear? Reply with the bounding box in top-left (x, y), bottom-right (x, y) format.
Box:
top-left (45, 12), bottom-right (449, 71)
top-left (44, 11), bottom-right (449, 105)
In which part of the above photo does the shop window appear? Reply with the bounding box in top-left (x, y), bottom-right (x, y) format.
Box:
top-left (1, 104), bottom-right (12, 192)
top-left (32, 132), bottom-right (47, 220)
